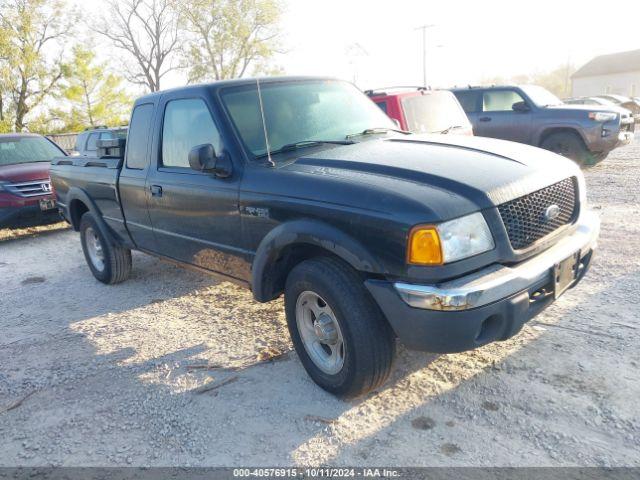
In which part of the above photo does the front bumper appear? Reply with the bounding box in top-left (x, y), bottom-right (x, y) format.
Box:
top-left (0, 202), bottom-right (60, 228)
top-left (365, 210), bottom-right (600, 353)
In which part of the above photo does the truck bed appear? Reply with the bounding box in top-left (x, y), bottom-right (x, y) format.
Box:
top-left (50, 156), bottom-right (128, 240)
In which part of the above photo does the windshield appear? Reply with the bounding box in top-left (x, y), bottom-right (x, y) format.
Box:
top-left (520, 85), bottom-right (563, 107)
top-left (401, 91), bottom-right (470, 133)
top-left (220, 79), bottom-right (396, 159)
top-left (0, 136), bottom-right (63, 166)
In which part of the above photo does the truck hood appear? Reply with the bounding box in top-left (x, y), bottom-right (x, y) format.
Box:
top-left (0, 161), bottom-right (51, 182)
top-left (280, 134), bottom-right (581, 221)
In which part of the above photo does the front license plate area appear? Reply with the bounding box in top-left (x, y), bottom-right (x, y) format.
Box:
top-left (554, 251), bottom-right (580, 299)
top-left (39, 199), bottom-right (55, 211)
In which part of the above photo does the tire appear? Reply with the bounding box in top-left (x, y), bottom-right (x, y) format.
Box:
top-left (540, 132), bottom-right (594, 166)
top-left (284, 256), bottom-right (396, 398)
top-left (588, 151), bottom-right (609, 166)
top-left (79, 212), bottom-right (132, 284)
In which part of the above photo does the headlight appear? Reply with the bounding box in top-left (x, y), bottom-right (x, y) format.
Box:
top-left (408, 212), bottom-right (495, 265)
top-left (589, 111), bottom-right (617, 122)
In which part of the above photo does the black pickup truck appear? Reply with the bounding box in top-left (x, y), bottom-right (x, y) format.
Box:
top-left (51, 77), bottom-right (600, 398)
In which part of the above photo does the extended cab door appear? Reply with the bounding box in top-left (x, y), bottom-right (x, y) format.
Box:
top-left (119, 102), bottom-right (157, 251)
top-left (145, 90), bottom-right (244, 278)
top-left (475, 88), bottom-right (533, 144)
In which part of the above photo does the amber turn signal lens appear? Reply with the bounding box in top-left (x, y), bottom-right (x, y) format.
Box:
top-left (408, 226), bottom-right (443, 265)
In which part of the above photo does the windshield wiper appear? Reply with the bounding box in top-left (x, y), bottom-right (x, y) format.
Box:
top-left (440, 125), bottom-right (463, 134)
top-left (346, 127), bottom-right (411, 139)
top-left (256, 140), bottom-right (354, 158)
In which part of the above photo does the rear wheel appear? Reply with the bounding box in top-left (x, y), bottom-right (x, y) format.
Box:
top-left (284, 257), bottom-right (396, 398)
top-left (79, 212), bottom-right (131, 284)
top-left (541, 132), bottom-right (594, 166)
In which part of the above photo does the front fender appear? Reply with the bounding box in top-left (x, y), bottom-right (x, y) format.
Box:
top-left (251, 219), bottom-right (382, 302)
top-left (535, 123), bottom-right (588, 146)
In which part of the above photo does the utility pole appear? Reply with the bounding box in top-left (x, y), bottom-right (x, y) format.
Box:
top-left (346, 42), bottom-right (369, 86)
top-left (415, 24), bottom-right (435, 88)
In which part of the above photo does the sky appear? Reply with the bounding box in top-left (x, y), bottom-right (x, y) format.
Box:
top-left (74, 0), bottom-right (640, 92)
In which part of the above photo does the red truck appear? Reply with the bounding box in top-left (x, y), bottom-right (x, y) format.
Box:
top-left (0, 134), bottom-right (65, 228)
top-left (366, 87), bottom-right (474, 136)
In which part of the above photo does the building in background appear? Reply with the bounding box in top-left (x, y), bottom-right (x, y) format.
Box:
top-left (572, 49), bottom-right (640, 97)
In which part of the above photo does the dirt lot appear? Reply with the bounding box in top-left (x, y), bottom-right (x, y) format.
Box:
top-left (1, 142), bottom-right (639, 467)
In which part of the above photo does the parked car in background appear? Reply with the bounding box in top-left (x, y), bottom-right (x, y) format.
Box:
top-left (564, 96), bottom-right (621, 108)
top-left (564, 97), bottom-right (636, 133)
top-left (451, 84), bottom-right (634, 165)
top-left (593, 94), bottom-right (640, 122)
top-left (0, 133), bottom-right (65, 228)
top-left (72, 126), bottom-right (127, 156)
top-left (51, 77), bottom-right (599, 398)
top-left (366, 87), bottom-right (473, 135)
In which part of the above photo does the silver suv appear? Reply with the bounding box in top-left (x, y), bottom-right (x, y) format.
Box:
top-left (72, 127), bottom-right (127, 157)
top-left (451, 85), bottom-right (634, 166)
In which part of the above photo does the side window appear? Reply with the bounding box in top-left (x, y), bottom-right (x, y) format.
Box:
top-left (100, 132), bottom-right (114, 140)
top-left (125, 103), bottom-right (155, 170)
top-left (483, 90), bottom-right (525, 112)
top-left (161, 98), bottom-right (222, 169)
top-left (86, 133), bottom-right (99, 151)
top-left (375, 100), bottom-right (388, 114)
top-left (454, 91), bottom-right (481, 113)
top-left (74, 133), bottom-right (86, 151)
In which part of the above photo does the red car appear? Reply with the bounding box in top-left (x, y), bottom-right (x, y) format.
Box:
top-left (366, 87), bottom-right (474, 136)
top-left (0, 133), bottom-right (66, 228)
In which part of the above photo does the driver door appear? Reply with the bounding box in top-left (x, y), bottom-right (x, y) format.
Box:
top-left (145, 90), bottom-right (244, 277)
top-left (475, 89), bottom-right (533, 144)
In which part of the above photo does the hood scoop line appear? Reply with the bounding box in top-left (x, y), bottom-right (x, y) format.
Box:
top-left (385, 138), bottom-right (526, 166)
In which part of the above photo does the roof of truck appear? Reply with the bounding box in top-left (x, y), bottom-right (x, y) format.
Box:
top-left (136, 76), bottom-right (341, 103)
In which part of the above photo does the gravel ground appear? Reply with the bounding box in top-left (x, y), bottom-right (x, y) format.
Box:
top-left (1, 142), bottom-right (639, 467)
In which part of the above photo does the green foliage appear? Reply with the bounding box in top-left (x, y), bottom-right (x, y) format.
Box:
top-left (52, 46), bottom-right (132, 132)
top-left (0, 0), bottom-right (76, 132)
top-left (481, 63), bottom-right (576, 98)
top-left (178, 0), bottom-right (282, 82)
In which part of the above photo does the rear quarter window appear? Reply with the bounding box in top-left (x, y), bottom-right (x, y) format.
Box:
top-left (453, 90), bottom-right (481, 113)
top-left (125, 104), bottom-right (155, 170)
top-left (86, 133), bottom-right (99, 151)
top-left (74, 133), bottom-right (86, 151)
top-left (374, 100), bottom-right (388, 114)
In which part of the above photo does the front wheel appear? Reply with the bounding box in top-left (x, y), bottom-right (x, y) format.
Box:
top-left (285, 257), bottom-right (396, 398)
top-left (79, 212), bottom-right (132, 284)
top-left (540, 132), bottom-right (594, 166)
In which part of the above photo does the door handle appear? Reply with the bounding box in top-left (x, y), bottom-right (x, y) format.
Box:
top-left (479, 117), bottom-right (492, 122)
top-left (150, 185), bottom-right (163, 197)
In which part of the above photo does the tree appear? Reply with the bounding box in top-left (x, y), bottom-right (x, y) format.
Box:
top-left (0, 0), bottom-right (74, 132)
top-left (178, 0), bottom-right (282, 82)
top-left (97, 0), bottom-right (180, 92)
top-left (53, 46), bottom-right (131, 132)
top-left (480, 63), bottom-right (576, 98)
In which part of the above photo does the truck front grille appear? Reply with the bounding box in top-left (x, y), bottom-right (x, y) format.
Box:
top-left (498, 177), bottom-right (577, 250)
top-left (5, 179), bottom-right (52, 198)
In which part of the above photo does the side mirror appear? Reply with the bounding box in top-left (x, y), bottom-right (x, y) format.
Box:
top-left (512, 101), bottom-right (530, 112)
top-left (188, 144), bottom-right (232, 178)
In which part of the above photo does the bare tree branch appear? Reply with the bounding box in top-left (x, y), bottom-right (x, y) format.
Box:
top-left (97, 0), bottom-right (179, 92)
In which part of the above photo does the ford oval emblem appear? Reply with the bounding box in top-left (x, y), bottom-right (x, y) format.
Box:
top-left (544, 204), bottom-right (561, 222)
